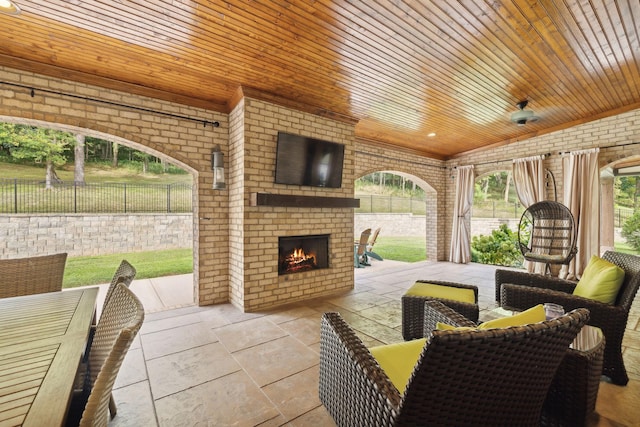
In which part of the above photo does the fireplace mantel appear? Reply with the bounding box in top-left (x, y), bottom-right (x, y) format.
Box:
top-left (250, 193), bottom-right (360, 208)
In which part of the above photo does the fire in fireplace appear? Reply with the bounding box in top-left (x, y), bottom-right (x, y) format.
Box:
top-left (279, 234), bottom-right (329, 275)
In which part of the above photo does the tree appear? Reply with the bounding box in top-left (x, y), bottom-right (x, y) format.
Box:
top-left (4, 125), bottom-right (74, 189)
top-left (74, 134), bottom-right (86, 184)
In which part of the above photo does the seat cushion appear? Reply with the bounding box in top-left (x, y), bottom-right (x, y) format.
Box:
top-left (404, 282), bottom-right (476, 304)
top-left (573, 255), bottom-right (625, 304)
top-left (370, 338), bottom-right (427, 393)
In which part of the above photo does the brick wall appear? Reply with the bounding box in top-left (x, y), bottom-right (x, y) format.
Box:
top-left (0, 214), bottom-right (192, 257)
top-left (231, 97), bottom-right (356, 311)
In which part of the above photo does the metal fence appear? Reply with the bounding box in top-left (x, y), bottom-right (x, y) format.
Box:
top-left (356, 194), bottom-right (427, 215)
top-left (0, 179), bottom-right (192, 213)
top-left (357, 196), bottom-right (635, 227)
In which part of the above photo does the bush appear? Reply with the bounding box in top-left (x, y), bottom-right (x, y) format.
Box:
top-left (471, 224), bottom-right (523, 267)
top-left (621, 212), bottom-right (640, 251)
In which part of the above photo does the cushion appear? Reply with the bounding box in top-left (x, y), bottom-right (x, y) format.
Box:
top-left (573, 255), bottom-right (625, 304)
top-left (404, 282), bottom-right (476, 304)
top-left (436, 304), bottom-right (546, 331)
top-left (370, 338), bottom-right (427, 393)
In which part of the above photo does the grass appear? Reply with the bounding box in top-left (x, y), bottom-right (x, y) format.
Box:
top-left (372, 236), bottom-right (427, 262)
top-left (63, 248), bottom-right (193, 288)
top-left (62, 237), bottom-right (427, 288)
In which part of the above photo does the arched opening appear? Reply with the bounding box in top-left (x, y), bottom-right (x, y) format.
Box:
top-left (0, 117), bottom-right (198, 307)
top-left (354, 170), bottom-right (437, 264)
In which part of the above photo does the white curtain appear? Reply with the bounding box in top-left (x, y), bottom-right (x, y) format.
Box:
top-left (449, 165), bottom-right (475, 264)
top-left (512, 155), bottom-right (546, 207)
top-left (563, 148), bottom-right (600, 279)
top-left (512, 155), bottom-right (546, 273)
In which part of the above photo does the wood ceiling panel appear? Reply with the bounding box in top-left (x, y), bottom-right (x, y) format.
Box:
top-left (0, 0), bottom-right (638, 158)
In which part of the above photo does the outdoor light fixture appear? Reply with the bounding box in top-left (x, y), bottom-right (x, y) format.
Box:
top-left (0, 0), bottom-right (21, 15)
top-left (211, 145), bottom-right (225, 190)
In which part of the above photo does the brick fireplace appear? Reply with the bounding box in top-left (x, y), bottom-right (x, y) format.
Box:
top-left (228, 94), bottom-right (356, 312)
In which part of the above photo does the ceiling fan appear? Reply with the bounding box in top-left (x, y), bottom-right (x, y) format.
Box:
top-left (510, 100), bottom-right (540, 126)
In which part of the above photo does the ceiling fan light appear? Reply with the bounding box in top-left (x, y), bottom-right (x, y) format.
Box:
top-left (511, 109), bottom-right (534, 124)
top-left (0, 0), bottom-right (20, 15)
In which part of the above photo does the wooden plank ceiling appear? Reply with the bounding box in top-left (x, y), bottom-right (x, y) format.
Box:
top-left (1, 0), bottom-right (639, 159)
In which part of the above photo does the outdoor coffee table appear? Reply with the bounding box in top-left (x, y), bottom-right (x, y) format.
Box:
top-left (483, 308), bottom-right (605, 426)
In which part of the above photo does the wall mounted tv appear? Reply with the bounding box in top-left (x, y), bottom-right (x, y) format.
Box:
top-left (274, 132), bottom-right (345, 188)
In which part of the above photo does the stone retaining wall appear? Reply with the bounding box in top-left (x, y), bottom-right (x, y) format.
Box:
top-left (0, 214), bottom-right (193, 258)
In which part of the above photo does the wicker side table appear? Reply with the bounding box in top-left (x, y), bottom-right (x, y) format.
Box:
top-left (540, 325), bottom-right (605, 427)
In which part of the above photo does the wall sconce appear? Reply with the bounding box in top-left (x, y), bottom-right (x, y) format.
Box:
top-left (211, 145), bottom-right (226, 190)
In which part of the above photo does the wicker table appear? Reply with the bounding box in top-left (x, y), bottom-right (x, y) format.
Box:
top-left (0, 288), bottom-right (98, 427)
top-left (483, 308), bottom-right (604, 426)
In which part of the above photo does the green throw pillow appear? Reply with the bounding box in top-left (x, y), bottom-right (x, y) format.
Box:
top-left (370, 338), bottom-right (427, 393)
top-left (573, 255), bottom-right (625, 304)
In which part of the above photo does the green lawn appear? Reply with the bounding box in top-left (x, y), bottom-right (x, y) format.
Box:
top-left (63, 248), bottom-right (193, 288)
top-left (372, 236), bottom-right (427, 262)
top-left (63, 237), bottom-right (429, 288)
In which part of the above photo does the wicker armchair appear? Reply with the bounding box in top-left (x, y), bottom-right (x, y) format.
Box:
top-left (319, 305), bottom-right (588, 427)
top-left (0, 253), bottom-right (67, 298)
top-left (496, 250), bottom-right (640, 385)
top-left (67, 283), bottom-right (144, 427)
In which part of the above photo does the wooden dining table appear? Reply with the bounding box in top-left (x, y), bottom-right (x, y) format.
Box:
top-left (0, 287), bottom-right (98, 427)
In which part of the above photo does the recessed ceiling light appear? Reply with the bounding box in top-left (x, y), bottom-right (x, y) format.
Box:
top-left (427, 132), bottom-right (436, 137)
top-left (0, 0), bottom-right (21, 15)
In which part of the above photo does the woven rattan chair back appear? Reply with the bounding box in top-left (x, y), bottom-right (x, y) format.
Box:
top-left (79, 283), bottom-right (144, 427)
top-left (0, 253), bottom-right (67, 298)
top-left (102, 260), bottom-right (137, 311)
top-left (602, 251), bottom-right (640, 310)
top-left (518, 201), bottom-right (577, 273)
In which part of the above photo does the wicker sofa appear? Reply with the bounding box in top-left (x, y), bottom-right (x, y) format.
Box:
top-left (319, 303), bottom-right (588, 427)
top-left (495, 251), bottom-right (640, 385)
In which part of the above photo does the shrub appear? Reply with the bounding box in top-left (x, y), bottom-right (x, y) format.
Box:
top-left (471, 224), bottom-right (523, 267)
top-left (621, 212), bottom-right (640, 251)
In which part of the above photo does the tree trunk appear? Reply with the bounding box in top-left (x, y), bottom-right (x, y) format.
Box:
top-left (74, 134), bottom-right (85, 185)
top-left (112, 142), bottom-right (119, 167)
top-left (504, 171), bottom-right (512, 203)
top-left (635, 178), bottom-right (640, 210)
top-left (45, 160), bottom-right (53, 190)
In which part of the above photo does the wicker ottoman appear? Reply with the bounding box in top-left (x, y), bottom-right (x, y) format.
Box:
top-left (401, 280), bottom-right (479, 340)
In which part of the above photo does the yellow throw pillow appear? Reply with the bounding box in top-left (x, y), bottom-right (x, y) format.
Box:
top-left (436, 322), bottom-right (475, 331)
top-left (404, 282), bottom-right (476, 304)
top-left (573, 255), bottom-right (625, 304)
top-left (477, 304), bottom-right (546, 329)
top-left (370, 338), bottom-right (427, 393)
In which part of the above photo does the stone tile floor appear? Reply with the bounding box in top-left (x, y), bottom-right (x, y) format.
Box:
top-left (105, 259), bottom-right (640, 426)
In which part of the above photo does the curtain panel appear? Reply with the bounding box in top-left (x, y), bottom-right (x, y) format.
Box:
top-left (449, 165), bottom-right (475, 264)
top-left (512, 155), bottom-right (546, 207)
top-left (563, 148), bottom-right (600, 279)
top-left (512, 155), bottom-right (546, 274)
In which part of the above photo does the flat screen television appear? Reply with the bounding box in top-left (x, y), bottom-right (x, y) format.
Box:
top-left (274, 132), bottom-right (345, 188)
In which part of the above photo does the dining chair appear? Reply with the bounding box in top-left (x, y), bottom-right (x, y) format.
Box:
top-left (67, 283), bottom-right (144, 427)
top-left (0, 253), bottom-right (67, 298)
top-left (101, 260), bottom-right (137, 315)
